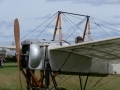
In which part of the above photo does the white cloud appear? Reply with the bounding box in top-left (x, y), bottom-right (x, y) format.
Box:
top-left (46, 0), bottom-right (120, 5)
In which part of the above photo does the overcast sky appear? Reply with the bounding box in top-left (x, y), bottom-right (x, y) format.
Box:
top-left (0, 0), bottom-right (120, 45)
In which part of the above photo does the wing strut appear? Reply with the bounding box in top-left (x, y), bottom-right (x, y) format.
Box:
top-left (53, 11), bottom-right (62, 45)
top-left (87, 20), bottom-right (91, 41)
top-left (83, 16), bottom-right (90, 41)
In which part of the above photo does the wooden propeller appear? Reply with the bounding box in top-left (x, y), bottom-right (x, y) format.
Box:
top-left (14, 18), bottom-right (22, 90)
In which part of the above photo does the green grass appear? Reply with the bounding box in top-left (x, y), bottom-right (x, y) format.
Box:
top-left (0, 63), bottom-right (120, 90)
top-left (0, 63), bottom-right (26, 90)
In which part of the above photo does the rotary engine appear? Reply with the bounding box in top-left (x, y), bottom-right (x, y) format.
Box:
top-left (21, 39), bottom-right (45, 69)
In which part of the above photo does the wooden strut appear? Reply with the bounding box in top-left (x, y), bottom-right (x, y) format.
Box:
top-left (22, 68), bottom-right (59, 89)
top-left (82, 16), bottom-right (90, 41)
top-left (53, 12), bottom-right (60, 41)
top-left (29, 70), bottom-right (40, 87)
top-left (53, 11), bottom-right (62, 45)
top-left (21, 69), bottom-right (32, 86)
top-left (59, 13), bottom-right (62, 45)
top-left (87, 20), bottom-right (91, 41)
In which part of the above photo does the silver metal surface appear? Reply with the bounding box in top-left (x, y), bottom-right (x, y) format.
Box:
top-left (29, 44), bottom-right (42, 68)
top-left (0, 49), bottom-right (15, 57)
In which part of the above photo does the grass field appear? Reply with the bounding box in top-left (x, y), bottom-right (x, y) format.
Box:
top-left (0, 63), bottom-right (26, 90)
top-left (0, 63), bottom-right (120, 90)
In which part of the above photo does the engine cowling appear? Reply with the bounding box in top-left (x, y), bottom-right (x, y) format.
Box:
top-left (21, 39), bottom-right (44, 69)
top-left (29, 44), bottom-right (42, 68)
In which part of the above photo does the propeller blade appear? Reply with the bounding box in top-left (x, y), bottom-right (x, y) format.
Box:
top-left (14, 18), bottom-right (20, 54)
top-left (14, 18), bottom-right (22, 90)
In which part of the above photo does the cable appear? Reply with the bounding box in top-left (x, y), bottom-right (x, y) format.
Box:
top-left (35, 14), bottom-right (58, 39)
top-left (69, 45), bottom-right (94, 71)
top-left (91, 16), bottom-right (120, 28)
top-left (21, 12), bottom-right (58, 40)
top-left (62, 13), bottom-right (93, 41)
top-left (92, 75), bottom-right (120, 90)
top-left (90, 18), bottom-right (111, 37)
top-left (60, 49), bottom-right (74, 70)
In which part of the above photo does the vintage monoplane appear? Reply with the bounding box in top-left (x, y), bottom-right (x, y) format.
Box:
top-left (4, 11), bottom-right (120, 90)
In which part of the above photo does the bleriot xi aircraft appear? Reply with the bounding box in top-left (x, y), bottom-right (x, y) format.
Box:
top-left (0, 45), bottom-right (16, 62)
top-left (13, 11), bottom-right (120, 90)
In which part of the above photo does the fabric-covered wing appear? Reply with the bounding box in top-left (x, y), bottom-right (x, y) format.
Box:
top-left (49, 37), bottom-right (120, 76)
top-left (51, 37), bottom-right (120, 63)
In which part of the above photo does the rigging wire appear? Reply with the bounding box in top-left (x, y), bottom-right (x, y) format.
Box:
top-left (78, 46), bottom-right (120, 75)
top-left (56, 45), bottom-right (120, 89)
top-left (90, 17), bottom-right (120, 33)
top-left (92, 75), bottom-right (120, 90)
top-left (91, 16), bottom-right (120, 28)
top-left (63, 16), bottom-right (86, 41)
top-left (35, 14), bottom-right (58, 39)
top-left (90, 18), bottom-right (111, 37)
top-left (62, 13), bottom-right (93, 41)
top-left (66, 13), bottom-right (87, 20)
top-left (60, 49), bottom-right (74, 70)
top-left (50, 75), bottom-right (76, 90)
top-left (20, 12), bottom-right (58, 40)
top-left (69, 45), bottom-right (95, 71)
top-left (64, 76), bottom-right (79, 90)
top-left (97, 23), bottom-right (120, 33)
top-left (89, 77), bottom-right (103, 90)
top-left (86, 77), bottom-right (94, 88)
top-left (55, 14), bottom-right (78, 41)
top-left (89, 59), bottom-right (120, 90)
top-left (55, 13), bottom-right (85, 41)
top-left (62, 15), bottom-right (80, 38)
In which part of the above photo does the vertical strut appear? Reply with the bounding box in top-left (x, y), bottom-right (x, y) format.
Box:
top-left (83, 73), bottom-right (89, 90)
top-left (53, 12), bottom-right (61, 41)
top-left (26, 69), bottom-right (31, 90)
top-left (79, 75), bottom-right (83, 90)
top-left (83, 16), bottom-right (90, 41)
top-left (59, 13), bottom-right (62, 45)
top-left (44, 45), bottom-right (58, 90)
top-left (45, 45), bottom-right (49, 89)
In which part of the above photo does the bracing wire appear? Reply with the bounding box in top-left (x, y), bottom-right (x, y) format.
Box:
top-left (91, 16), bottom-right (120, 28)
top-left (62, 13), bottom-right (93, 41)
top-left (89, 59), bottom-right (120, 90)
top-left (92, 75), bottom-right (120, 90)
top-left (55, 14), bottom-right (78, 41)
top-left (62, 15), bottom-right (86, 41)
top-left (62, 15), bottom-right (80, 38)
top-left (69, 45), bottom-right (95, 71)
top-left (90, 18), bottom-right (111, 37)
top-left (64, 76), bottom-right (78, 90)
top-left (90, 17), bottom-right (120, 34)
top-left (56, 45), bottom-right (120, 89)
top-left (20, 12), bottom-right (58, 40)
top-left (35, 14), bottom-right (58, 39)
top-left (66, 13), bottom-right (87, 20)
top-left (60, 49), bottom-right (74, 70)
top-left (79, 45), bottom-right (120, 73)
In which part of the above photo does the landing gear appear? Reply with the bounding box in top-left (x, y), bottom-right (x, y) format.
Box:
top-left (21, 45), bottom-right (59, 90)
top-left (79, 73), bottom-right (89, 90)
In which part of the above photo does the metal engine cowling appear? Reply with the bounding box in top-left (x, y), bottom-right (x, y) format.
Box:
top-left (21, 39), bottom-right (44, 69)
top-left (29, 44), bottom-right (42, 68)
